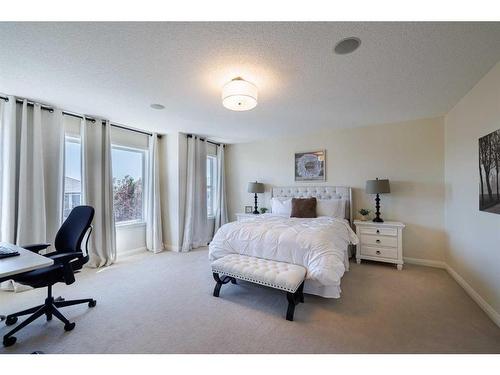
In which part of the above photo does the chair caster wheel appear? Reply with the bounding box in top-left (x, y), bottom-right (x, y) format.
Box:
top-left (64, 322), bottom-right (75, 331)
top-left (88, 300), bottom-right (96, 308)
top-left (3, 336), bottom-right (16, 347)
top-left (5, 316), bottom-right (18, 326)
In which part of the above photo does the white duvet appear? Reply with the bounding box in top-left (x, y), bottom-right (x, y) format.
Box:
top-left (208, 214), bottom-right (359, 298)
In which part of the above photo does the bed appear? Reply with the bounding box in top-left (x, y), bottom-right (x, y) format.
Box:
top-left (208, 186), bottom-right (359, 298)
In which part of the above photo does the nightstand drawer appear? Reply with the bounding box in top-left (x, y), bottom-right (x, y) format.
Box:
top-left (361, 245), bottom-right (398, 259)
top-left (360, 234), bottom-right (398, 248)
top-left (359, 227), bottom-right (397, 236)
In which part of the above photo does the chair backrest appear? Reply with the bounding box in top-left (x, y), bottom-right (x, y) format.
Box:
top-left (54, 206), bottom-right (95, 255)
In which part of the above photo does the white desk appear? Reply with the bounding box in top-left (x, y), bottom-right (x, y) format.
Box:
top-left (0, 242), bottom-right (54, 281)
top-left (0, 242), bottom-right (54, 322)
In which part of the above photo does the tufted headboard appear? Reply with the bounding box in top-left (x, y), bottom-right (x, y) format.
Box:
top-left (272, 186), bottom-right (353, 225)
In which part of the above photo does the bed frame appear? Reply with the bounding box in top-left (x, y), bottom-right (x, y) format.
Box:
top-left (271, 186), bottom-right (353, 226)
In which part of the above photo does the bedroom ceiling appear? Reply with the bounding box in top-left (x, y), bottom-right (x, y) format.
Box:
top-left (0, 22), bottom-right (500, 143)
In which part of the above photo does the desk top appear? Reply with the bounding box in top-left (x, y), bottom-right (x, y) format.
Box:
top-left (0, 242), bottom-right (54, 280)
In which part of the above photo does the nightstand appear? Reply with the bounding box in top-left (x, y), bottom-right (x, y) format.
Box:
top-left (353, 220), bottom-right (405, 270)
top-left (235, 213), bottom-right (259, 222)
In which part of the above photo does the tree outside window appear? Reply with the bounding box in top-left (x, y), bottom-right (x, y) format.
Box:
top-left (111, 146), bottom-right (146, 224)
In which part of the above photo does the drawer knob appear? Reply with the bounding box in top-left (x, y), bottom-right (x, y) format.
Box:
top-left (376, 229), bottom-right (380, 234)
top-left (376, 250), bottom-right (381, 255)
top-left (376, 239), bottom-right (381, 243)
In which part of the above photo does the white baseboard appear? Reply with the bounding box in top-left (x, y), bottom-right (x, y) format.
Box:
top-left (404, 256), bottom-right (500, 327)
top-left (117, 247), bottom-right (147, 258)
top-left (164, 243), bottom-right (180, 252)
top-left (445, 264), bottom-right (500, 328)
top-left (404, 257), bottom-right (446, 269)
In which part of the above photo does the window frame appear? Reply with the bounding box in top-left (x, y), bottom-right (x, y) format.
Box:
top-left (62, 135), bottom-right (83, 222)
top-left (206, 155), bottom-right (217, 219)
top-left (111, 144), bottom-right (147, 227)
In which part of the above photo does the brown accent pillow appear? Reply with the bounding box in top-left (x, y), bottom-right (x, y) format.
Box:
top-left (290, 197), bottom-right (317, 218)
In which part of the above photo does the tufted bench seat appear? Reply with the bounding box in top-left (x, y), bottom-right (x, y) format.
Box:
top-left (211, 254), bottom-right (306, 321)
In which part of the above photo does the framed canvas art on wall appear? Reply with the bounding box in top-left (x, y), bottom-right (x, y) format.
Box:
top-left (294, 150), bottom-right (326, 181)
top-left (479, 129), bottom-right (500, 214)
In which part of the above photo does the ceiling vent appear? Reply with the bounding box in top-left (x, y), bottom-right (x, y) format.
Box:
top-left (334, 37), bottom-right (361, 55)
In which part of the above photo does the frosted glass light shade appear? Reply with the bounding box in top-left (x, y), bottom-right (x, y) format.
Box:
top-left (222, 78), bottom-right (258, 111)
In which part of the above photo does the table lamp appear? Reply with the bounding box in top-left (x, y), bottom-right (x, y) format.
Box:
top-left (248, 181), bottom-right (265, 214)
top-left (365, 178), bottom-right (390, 222)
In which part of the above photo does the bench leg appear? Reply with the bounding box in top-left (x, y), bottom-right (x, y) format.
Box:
top-left (286, 283), bottom-right (305, 321)
top-left (212, 273), bottom-right (236, 297)
top-left (213, 273), bottom-right (223, 297)
top-left (286, 292), bottom-right (296, 321)
top-left (298, 282), bottom-right (305, 303)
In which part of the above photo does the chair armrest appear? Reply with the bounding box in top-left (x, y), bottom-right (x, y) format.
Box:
top-left (49, 252), bottom-right (84, 263)
top-left (23, 243), bottom-right (51, 253)
top-left (49, 252), bottom-right (83, 285)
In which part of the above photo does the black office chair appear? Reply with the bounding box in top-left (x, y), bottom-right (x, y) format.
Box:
top-left (3, 206), bottom-right (96, 347)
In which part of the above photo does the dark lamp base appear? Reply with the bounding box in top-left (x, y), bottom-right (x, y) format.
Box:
top-left (373, 193), bottom-right (385, 223)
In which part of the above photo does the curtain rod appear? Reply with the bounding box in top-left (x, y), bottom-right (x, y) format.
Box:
top-left (0, 95), bottom-right (161, 138)
top-left (186, 134), bottom-right (224, 147)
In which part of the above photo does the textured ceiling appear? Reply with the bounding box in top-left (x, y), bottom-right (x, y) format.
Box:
top-left (0, 22), bottom-right (500, 143)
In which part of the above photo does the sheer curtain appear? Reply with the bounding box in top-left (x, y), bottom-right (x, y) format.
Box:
top-left (214, 144), bottom-right (228, 233)
top-left (0, 96), bottom-right (17, 243)
top-left (146, 134), bottom-right (164, 253)
top-left (181, 136), bottom-right (208, 252)
top-left (0, 97), bottom-right (64, 246)
top-left (82, 118), bottom-right (116, 267)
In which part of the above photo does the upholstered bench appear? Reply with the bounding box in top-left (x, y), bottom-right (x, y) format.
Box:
top-left (211, 254), bottom-right (306, 321)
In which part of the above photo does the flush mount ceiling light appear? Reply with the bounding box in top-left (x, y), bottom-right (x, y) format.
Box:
top-left (222, 77), bottom-right (258, 111)
top-left (334, 37), bottom-right (361, 55)
top-left (150, 103), bottom-right (165, 110)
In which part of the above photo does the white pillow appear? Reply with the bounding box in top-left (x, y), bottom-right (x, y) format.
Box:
top-left (271, 198), bottom-right (292, 216)
top-left (316, 198), bottom-right (347, 218)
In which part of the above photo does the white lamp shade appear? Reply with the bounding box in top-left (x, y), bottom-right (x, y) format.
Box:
top-left (222, 78), bottom-right (258, 111)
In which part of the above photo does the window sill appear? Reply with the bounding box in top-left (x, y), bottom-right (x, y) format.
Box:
top-left (115, 221), bottom-right (146, 229)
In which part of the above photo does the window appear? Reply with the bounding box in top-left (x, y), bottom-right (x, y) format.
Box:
top-left (207, 155), bottom-right (217, 218)
top-left (63, 136), bottom-right (82, 220)
top-left (111, 145), bottom-right (146, 224)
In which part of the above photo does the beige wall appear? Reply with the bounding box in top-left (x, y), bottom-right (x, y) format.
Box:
top-left (159, 132), bottom-right (188, 251)
top-left (226, 117), bottom-right (446, 261)
top-left (160, 133), bottom-right (178, 250)
top-left (444, 61), bottom-right (500, 319)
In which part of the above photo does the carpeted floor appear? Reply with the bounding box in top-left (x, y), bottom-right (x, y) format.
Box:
top-left (1, 248), bottom-right (499, 354)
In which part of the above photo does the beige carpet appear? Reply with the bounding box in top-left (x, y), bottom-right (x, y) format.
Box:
top-left (0, 248), bottom-right (499, 354)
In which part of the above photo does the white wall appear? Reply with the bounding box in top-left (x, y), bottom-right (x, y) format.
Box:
top-left (115, 223), bottom-right (146, 255)
top-left (226, 117), bottom-right (446, 261)
top-left (444, 61), bottom-right (500, 321)
top-left (159, 132), bottom-right (188, 251)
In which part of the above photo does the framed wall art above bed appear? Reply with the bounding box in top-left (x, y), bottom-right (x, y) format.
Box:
top-left (294, 150), bottom-right (326, 181)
